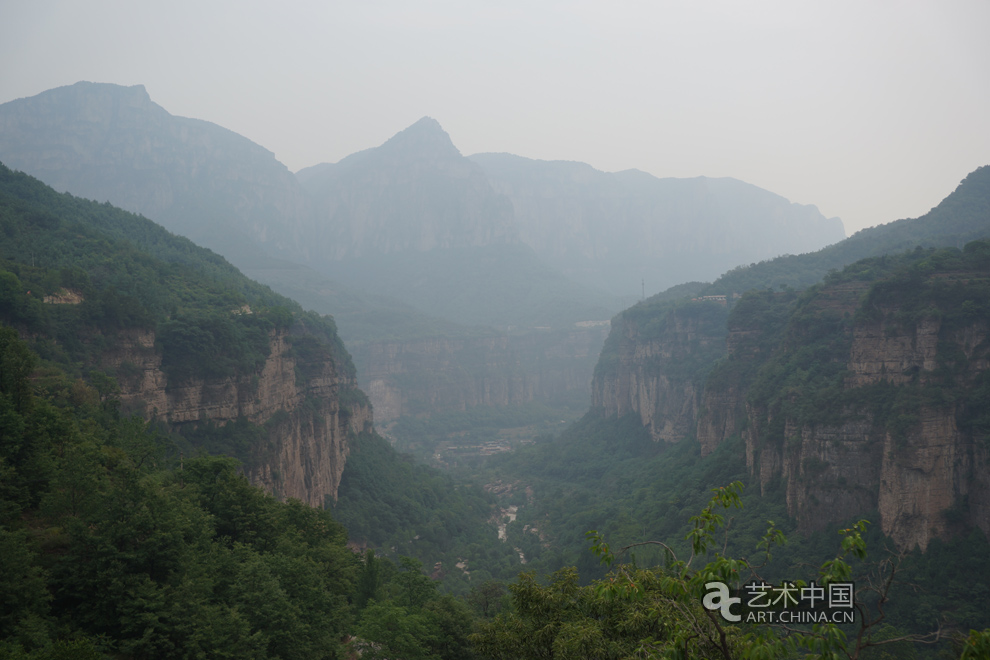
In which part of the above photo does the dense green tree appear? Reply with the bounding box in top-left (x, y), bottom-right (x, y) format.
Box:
top-left (0, 327), bottom-right (359, 659)
top-left (472, 483), bottom-right (971, 659)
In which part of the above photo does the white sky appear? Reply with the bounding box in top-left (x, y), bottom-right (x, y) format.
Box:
top-left (2, 0), bottom-right (988, 235)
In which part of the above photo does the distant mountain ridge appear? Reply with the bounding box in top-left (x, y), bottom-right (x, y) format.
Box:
top-left (704, 165), bottom-right (990, 294)
top-left (0, 81), bottom-right (848, 322)
top-left (296, 117), bottom-right (519, 261)
top-left (0, 81), bottom-right (852, 426)
top-left (469, 152), bottom-right (845, 296)
top-left (0, 81), bottom-right (311, 265)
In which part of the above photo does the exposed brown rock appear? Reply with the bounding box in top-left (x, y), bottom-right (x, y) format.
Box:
top-left (42, 288), bottom-right (84, 304)
top-left (592, 306), bottom-right (728, 442)
top-left (696, 387), bottom-right (740, 455)
top-left (104, 328), bottom-right (369, 507)
top-left (696, 284), bottom-right (989, 551)
top-left (847, 314), bottom-right (941, 387)
top-left (357, 325), bottom-right (609, 425)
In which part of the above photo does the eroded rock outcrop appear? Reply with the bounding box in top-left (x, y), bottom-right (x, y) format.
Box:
top-left (592, 302), bottom-right (728, 442)
top-left (696, 270), bottom-right (990, 551)
top-left (354, 325), bottom-right (610, 425)
top-left (104, 328), bottom-right (370, 507)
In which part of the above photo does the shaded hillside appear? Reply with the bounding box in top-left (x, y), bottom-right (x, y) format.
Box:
top-left (0, 164), bottom-right (525, 591)
top-left (471, 152), bottom-right (845, 296)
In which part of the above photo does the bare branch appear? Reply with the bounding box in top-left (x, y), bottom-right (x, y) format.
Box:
top-left (617, 540), bottom-right (681, 566)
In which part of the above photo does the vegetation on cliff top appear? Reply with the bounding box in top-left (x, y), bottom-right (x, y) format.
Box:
top-left (703, 165), bottom-right (990, 295)
top-left (708, 241), bottom-right (990, 441)
top-left (0, 162), bottom-right (354, 384)
top-left (0, 325), bottom-right (497, 660)
top-left (0, 326), bottom-right (358, 658)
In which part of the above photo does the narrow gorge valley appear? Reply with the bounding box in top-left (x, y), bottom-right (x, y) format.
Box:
top-left (1, 81), bottom-right (989, 659)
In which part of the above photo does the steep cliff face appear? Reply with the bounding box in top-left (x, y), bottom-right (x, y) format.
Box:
top-left (592, 302), bottom-right (728, 442)
top-left (696, 252), bottom-right (990, 551)
top-left (104, 328), bottom-right (371, 507)
top-left (353, 325), bottom-right (610, 424)
top-left (740, 389), bottom-right (988, 553)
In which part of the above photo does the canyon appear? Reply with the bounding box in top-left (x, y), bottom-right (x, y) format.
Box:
top-left (0, 81), bottom-right (847, 435)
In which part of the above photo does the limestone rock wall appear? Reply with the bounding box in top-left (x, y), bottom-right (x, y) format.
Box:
top-left (353, 325), bottom-right (610, 425)
top-left (695, 287), bottom-right (990, 551)
top-left (104, 328), bottom-right (369, 507)
top-left (591, 305), bottom-right (728, 442)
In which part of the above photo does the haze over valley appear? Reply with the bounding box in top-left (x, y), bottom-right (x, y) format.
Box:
top-left (2, 4), bottom-right (990, 657)
top-left (0, 82), bottom-right (847, 431)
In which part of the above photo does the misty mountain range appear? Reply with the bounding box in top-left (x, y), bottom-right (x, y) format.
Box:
top-left (0, 81), bottom-right (843, 315)
top-left (0, 81), bottom-right (847, 422)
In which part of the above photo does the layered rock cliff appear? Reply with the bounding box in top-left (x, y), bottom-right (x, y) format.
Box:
top-left (354, 324), bottom-right (611, 424)
top-left (696, 249), bottom-right (990, 550)
top-left (104, 327), bottom-right (371, 507)
top-left (593, 242), bottom-right (990, 552)
top-left (591, 299), bottom-right (728, 442)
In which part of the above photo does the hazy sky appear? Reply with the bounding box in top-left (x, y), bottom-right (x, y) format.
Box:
top-left (2, 0), bottom-right (988, 235)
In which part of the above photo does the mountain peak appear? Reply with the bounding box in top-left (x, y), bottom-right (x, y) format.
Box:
top-left (380, 116), bottom-right (460, 158)
top-left (408, 116), bottom-right (444, 131)
top-left (42, 81), bottom-right (153, 106)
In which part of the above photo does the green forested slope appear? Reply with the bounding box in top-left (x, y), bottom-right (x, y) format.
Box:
top-left (0, 326), bottom-right (497, 660)
top-left (470, 241), bottom-right (990, 658)
top-left (0, 325), bottom-right (358, 659)
top-left (0, 164), bottom-right (517, 658)
top-left (0, 162), bottom-right (353, 383)
top-left (703, 165), bottom-right (990, 294)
